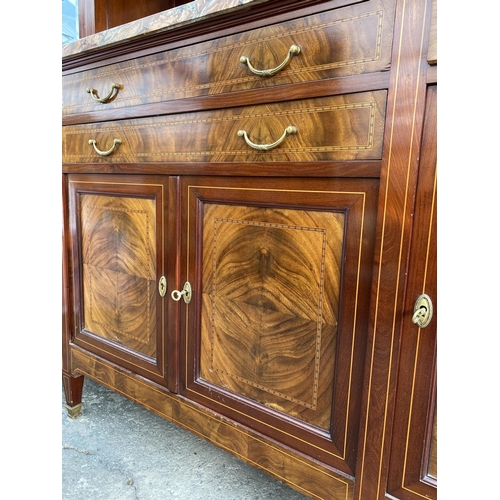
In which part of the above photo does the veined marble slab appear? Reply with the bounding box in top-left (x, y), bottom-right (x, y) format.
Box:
top-left (62, 0), bottom-right (270, 59)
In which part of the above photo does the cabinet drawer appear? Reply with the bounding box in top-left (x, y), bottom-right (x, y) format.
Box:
top-left (63, 90), bottom-right (387, 163)
top-left (63, 0), bottom-right (395, 116)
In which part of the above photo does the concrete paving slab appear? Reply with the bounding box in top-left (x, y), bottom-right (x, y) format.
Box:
top-left (62, 378), bottom-right (310, 499)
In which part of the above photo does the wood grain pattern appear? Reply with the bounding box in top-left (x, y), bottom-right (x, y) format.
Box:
top-left (180, 176), bottom-right (379, 475)
top-left (68, 175), bottom-right (175, 388)
top-left (64, 0), bottom-right (395, 115)
top-left (81, 194), bottom-right (157, 357)
top-left (62, 72), bottom-right (391, 128)
top-left (62, 0), bottom-right (436, 497)
top-left (200, 204), bottom-right (344, 431)
top-left (68, 0), bottom-right (277, 58)
top-left (382, 84), bottom-right (437, 500)
top-left (354, 2), bottom-right (436, 498)
top-left (63, 91), bottom-right (387, 163)
top-left (70, 346), bottom-right (355, 500)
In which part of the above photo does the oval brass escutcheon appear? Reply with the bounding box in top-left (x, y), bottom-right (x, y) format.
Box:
top-left (412, 293), bottom-right (433, 328)
top-left (158, 276), bottom-right (167, 297)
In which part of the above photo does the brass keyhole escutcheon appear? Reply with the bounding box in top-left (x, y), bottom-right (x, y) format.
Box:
top-left (158, 276), bottom-right (167, 297)
top-left (412, 294), bottom-right (433, 328)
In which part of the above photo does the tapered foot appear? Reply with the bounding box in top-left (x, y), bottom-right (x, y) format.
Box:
top-left (62, 374), bottom-right (84, 418)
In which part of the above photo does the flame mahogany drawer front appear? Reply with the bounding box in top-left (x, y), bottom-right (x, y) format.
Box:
top-left (62, 0), bottom-right (395, 117)
top-left (63, 90), bottom-right (387, 163)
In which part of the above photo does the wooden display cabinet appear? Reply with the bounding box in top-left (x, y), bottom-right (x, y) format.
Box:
top-left (62, 0), bottom-right (437, 498)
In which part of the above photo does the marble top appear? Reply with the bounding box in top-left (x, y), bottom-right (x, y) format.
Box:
top-left (62, 0), bottom-right (270, 59)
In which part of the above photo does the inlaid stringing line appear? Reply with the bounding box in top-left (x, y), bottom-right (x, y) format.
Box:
top-left (73, 350), bottom-right (352, 496)
top-left (69, 180), bottom-right (165, 375)
top-left (376, 3), bottom-right (428, 496)
top-left (209, 217), bottom-right (327, 409)
top-left (64, 10), bottom-right (384, 109)
top-left (356, 0), bottom-right (429, 497)
top-left (401, 166), bottom-right (436, 498)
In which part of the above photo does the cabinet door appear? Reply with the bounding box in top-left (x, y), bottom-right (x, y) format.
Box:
top-left (176, 175), bottom-right (379, 475)
top-left (385, 86), bottom-right (437, 499)
top-left (67, 174), bottom-right (175, 389)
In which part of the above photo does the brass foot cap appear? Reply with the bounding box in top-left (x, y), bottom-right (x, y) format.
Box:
top-left (64, 402), bottom-right (83, 419)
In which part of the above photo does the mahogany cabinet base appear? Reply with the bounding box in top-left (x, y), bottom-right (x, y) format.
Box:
top-left (67, 345), bottom-right (355, 500)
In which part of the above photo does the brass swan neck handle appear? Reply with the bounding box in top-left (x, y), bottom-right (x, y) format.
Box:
top-left (88, 138), bottom-right (122, 156)
top-left (86, 83), bottom-right (121, 103)
top-left (237, 126), bottom-right (297, 151)
top-left (240, 45), bottom-right (300, 77)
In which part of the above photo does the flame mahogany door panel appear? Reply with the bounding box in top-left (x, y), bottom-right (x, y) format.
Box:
top-left (385, 85), bottom-right (437, 500)
top-left (67, 173), bottom-right (175, 389)
top-left (177, 175), bottom-right (379, 475)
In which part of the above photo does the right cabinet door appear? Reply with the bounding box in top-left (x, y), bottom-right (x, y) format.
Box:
top-left (385, 85), bottom-right (437, 499)
top-left (176, 175), bottom-right (379, 476)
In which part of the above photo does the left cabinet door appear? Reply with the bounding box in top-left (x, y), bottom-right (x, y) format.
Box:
top-left (66, 174), bottom-right (175, 389)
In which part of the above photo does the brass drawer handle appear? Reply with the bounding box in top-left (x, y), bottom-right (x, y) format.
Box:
top-left (86, 83), bottom-right (121, 103)
top-left (171, 282), bottom-right (192, 304)
top-left (88, 138), bottom-right (122, 156)
top-left (240, 44), bottom-right (300, 76)
top-left (237, 126), bottom-right (297, 151)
